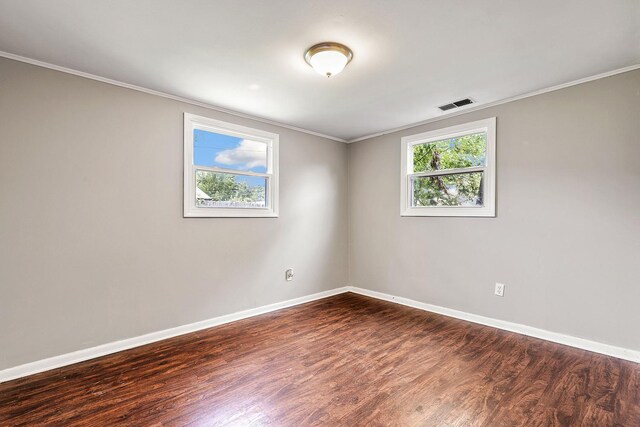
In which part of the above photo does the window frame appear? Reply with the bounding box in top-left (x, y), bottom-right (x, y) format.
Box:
top-left (400, 117), bottom-right (496, 217)
top-left (183, 113), bottom-right (279, 218)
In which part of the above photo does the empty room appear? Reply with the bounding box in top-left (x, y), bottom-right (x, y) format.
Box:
top-left (1, 1), bottom-right (639, 426)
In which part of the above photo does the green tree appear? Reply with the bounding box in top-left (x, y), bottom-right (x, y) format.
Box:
top-left (196, 171), bottom-right (265, 206)
top-left (412, 134), bottom-right (486, 206)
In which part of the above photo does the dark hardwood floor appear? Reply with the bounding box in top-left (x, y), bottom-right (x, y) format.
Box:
top-left (1, 292), bottom-right (639, 426)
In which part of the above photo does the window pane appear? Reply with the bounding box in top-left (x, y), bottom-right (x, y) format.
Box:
top-left (412, 132), bottom-right (486, 173)
top-left (196, 170), bottom-right (267, 209)
top-left (194, 128), bottom-right (267, 173)
top-left (412, 172), bottom-right (484, 207)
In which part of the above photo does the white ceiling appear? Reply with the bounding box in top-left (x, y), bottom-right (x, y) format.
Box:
top-left (0, 0), bottom-right (638, 141)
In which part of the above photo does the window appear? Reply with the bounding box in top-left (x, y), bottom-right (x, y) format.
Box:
top-left (184, 113), bottom-right (279, 217)
top-left (401, 117), bottom-right (496, 217)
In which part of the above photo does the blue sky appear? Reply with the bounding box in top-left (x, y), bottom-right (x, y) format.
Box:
top-left (194, 129), bottom-right (267, 188)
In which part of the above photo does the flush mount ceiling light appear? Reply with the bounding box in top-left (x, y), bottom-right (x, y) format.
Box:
top-left (304, 42), bottom-right (353, 78)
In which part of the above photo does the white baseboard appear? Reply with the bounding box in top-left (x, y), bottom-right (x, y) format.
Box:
top-left (0, 287), bottom-right (349, 383)
top-left (345, 286), bottom-right (640, 363)
top-left (3, 285), bottom-right (637, 383)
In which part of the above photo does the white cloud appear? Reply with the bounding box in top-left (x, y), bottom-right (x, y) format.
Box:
top-left (215, 139), bottom-right (267, 170)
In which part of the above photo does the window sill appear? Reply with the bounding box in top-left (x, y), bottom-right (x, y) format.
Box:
top-left (401, 206), bottom-right (495, 217)
top-left (184, 208), bottom-right (279, 218)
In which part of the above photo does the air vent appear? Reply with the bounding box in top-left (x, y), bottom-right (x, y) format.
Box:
top-left (438, 98), bottom-right (474, 111)
top-left (438, 103), bottom-right (457, 111)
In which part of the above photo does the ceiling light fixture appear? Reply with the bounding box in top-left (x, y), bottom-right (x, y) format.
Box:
top-left (304, 42), bottom-right (353, 78)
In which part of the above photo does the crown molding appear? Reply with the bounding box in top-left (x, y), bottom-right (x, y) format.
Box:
top-left (1, 50), bottom-right (637, 145)
top-left (347, 63), bottom-right (640, 143)
top-left (0, 50), bottom-right (347, 143)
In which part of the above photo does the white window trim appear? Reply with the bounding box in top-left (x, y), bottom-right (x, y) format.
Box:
top-left (184, 113), bottom-right (279, 218)
top-left (400, 117), bottom-right (496, 217)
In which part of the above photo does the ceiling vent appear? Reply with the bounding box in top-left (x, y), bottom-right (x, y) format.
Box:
top-left (438, 98), bottom-right (474, 112)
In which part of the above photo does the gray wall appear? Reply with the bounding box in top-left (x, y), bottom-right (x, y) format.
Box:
top-left (349, 70), bottom-right (640, 351)
top-left (0, 58), bottom-right (349, 370)
top-left (2, 57), bottom-right (638, 372)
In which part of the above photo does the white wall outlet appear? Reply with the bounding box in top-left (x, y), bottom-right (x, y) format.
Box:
top-left (285, 268), bottom-right (294, 281)
top-left (494, 282), bottom-right (505, 297)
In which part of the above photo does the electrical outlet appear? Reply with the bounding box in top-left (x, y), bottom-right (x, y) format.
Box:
top-left (494, 282), bottom-right (505, 297)
top-left (285, 268), bottom-right (294, 281)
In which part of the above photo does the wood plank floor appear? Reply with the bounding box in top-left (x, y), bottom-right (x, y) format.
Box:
top-left (1, 292), bottom-right (639, 426)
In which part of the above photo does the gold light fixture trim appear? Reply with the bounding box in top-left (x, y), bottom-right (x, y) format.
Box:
top-left (304, 42), bottom-right (353, 77)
